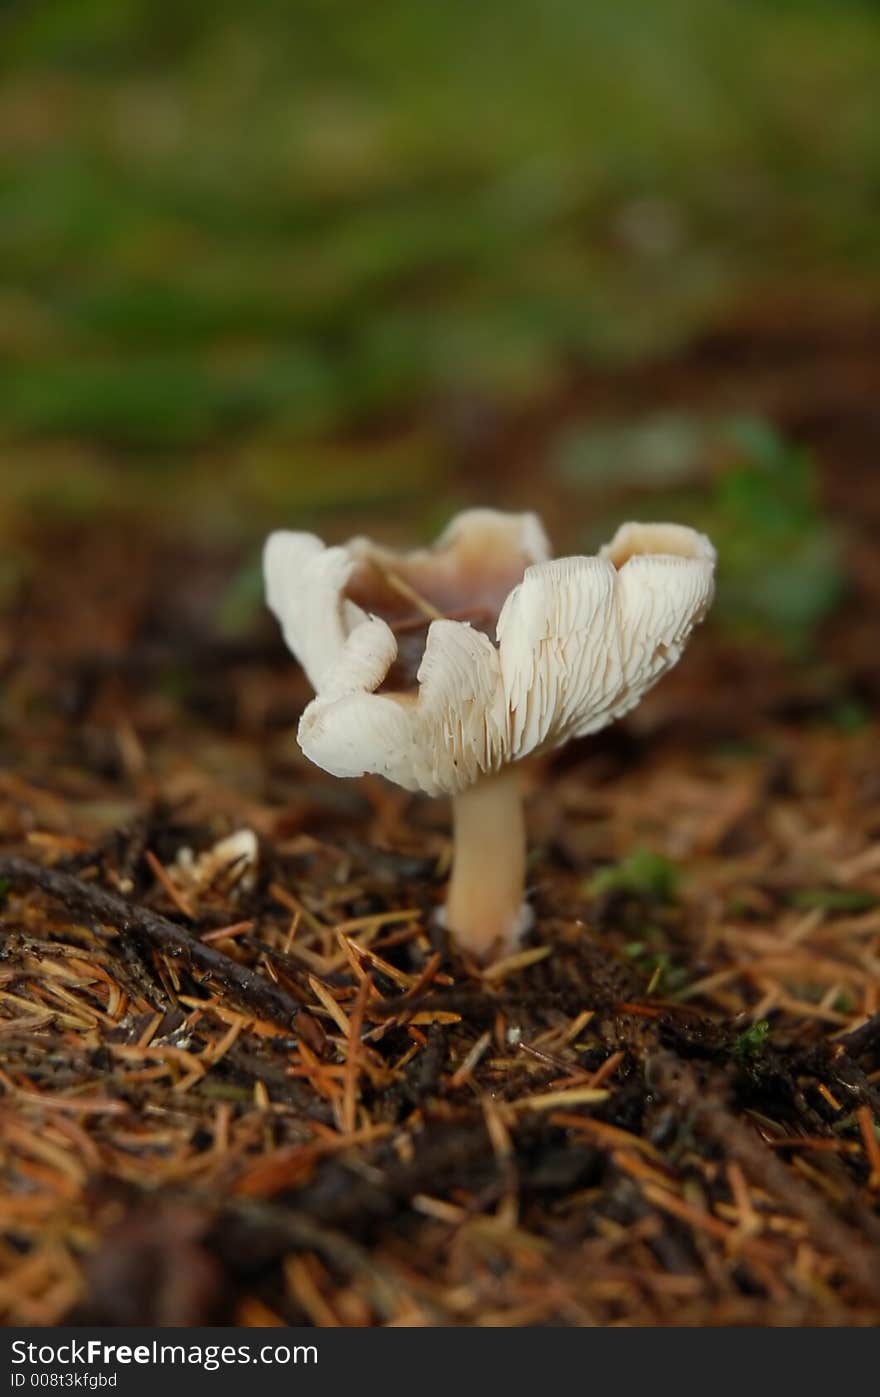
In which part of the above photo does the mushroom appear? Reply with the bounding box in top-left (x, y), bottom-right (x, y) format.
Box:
top-left (264, 509), bottom-right (715, 963)
top-left (172, 829), bottom-right (259, 899)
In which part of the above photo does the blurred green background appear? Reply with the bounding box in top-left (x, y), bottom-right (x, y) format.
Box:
top-left (1, 0), bottom-right (878, 661)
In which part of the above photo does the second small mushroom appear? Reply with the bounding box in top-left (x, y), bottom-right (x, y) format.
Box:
top-left (265, 509), bottom-right (715, 964)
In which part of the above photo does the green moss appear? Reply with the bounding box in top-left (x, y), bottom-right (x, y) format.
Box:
top-left (707, 418), bottom-right (844, 655)
top-left (789, 888), bottom-right (879, 914)
top-left (733, 1018), bottom-right (771, 1062)
top-left (587, 847), bottom-right (681, 903)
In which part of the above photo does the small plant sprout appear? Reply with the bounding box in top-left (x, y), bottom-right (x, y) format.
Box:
top-left (264, 509), bottom-right (715, 963)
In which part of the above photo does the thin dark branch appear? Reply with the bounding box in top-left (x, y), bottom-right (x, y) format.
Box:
top-left (651, 1051), bottom-right (880, 1306)
top-left (836, 1010), bottom-right (880, 1060)
top-left (0, 855), bottom-right (319, 1045)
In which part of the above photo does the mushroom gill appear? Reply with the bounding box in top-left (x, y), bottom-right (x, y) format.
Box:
top-left (342, 510), bottom-right (549, 692)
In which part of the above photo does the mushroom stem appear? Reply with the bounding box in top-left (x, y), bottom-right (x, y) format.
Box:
top-left (445, 765), bottom-right (528, 962)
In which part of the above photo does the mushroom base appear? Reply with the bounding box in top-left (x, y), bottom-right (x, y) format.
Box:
top-left (444, 766), bottom-right (529, 963)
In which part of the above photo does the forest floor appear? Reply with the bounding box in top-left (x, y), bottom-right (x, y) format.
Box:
top-left (2, 300), bottom-right (880, 1327)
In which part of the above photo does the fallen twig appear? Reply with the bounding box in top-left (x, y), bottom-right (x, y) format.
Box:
top-left (0, 857), bottom-right (319, 1047)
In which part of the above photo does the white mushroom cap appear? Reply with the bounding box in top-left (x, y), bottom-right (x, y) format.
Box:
top-left (264, 509), bottom-right (715, 797)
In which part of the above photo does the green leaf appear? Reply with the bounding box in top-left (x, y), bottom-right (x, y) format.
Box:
top-left (733, 1019), bottom-right (771, 1062)
top-left (586, 847), bottom-right (680, 903)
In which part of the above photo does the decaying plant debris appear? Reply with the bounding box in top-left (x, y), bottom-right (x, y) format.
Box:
top-left (2, 339), bottom-right (880, 1327)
